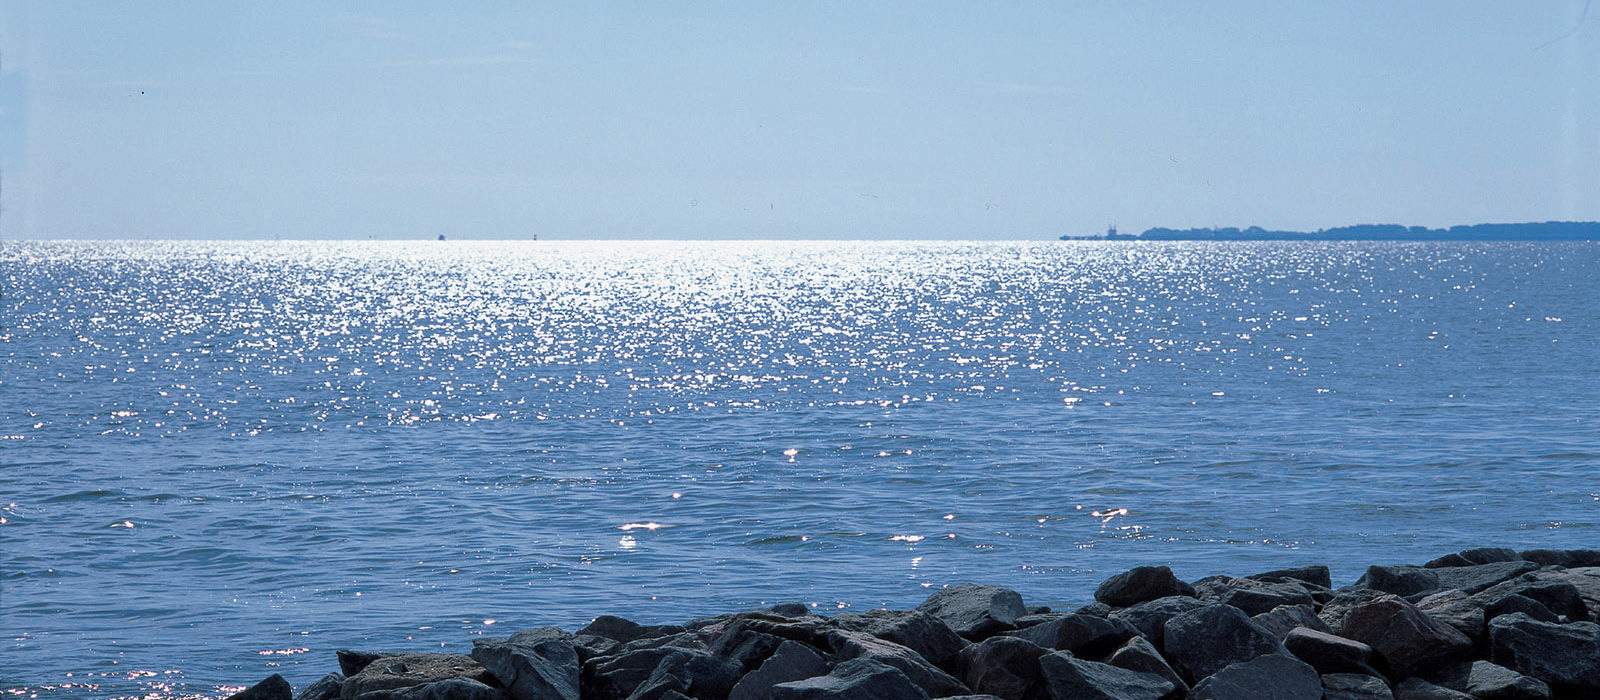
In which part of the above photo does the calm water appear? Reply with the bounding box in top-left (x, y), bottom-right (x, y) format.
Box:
top-left (3, 240), bottom-right (1597, 697)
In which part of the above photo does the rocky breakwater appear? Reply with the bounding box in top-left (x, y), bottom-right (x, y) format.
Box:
top-left (225, 547), bottom-right (1600, 700)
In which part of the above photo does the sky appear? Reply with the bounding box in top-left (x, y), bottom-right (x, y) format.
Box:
top-left (1, 1), bottom-right (1596, 240)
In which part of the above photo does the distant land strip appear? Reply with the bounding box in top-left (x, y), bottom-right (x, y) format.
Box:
top-left (1062, 221), bottom-right (1600, 241)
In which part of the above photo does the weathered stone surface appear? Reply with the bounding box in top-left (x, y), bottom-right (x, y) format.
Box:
top-left (1430, 561), bottom-right (1540, 595)
top-left (1414, 590), bottom-right (1486, 643)
top-left (770, 658), bottom-right (930, 700)
top-left (353, 678), bottom-right (506, 700)
top-left (1252, 604), bottom-right (1333, 640)
top-left (342, 655), bottom-right (493, 700)
top-left (1250, 565), bottom-right (1333, 589)
top-left (707, 623), bottom-right (785, 673)
top-left (1486, 594), bottom-right (1560, 624)
top-left (830, 609), bottom-right (969, 668)
top-left (728, 640), bottom-right (831, 700)
top-left (1332, 595), bottom-right (1472, 678)
top-left (1072, 601), bottom-right (1113, 618)
top-left (1161, 604), bottom-right (1286, 684)
top-left (917, 584), bottom-right (1026, 640)
top-left (950, 635), bottom-right (1047, 700)
top-left (1283, 626), bottom-right (1381, 677)
top-left (1036, 651), bottom-right (1174, 700)
top-left (623, 648), bottom-right (741, 700)
top-left (1094, 566), bottom-right (1193, 607)
top-left (296, 673), bottom-right (345, 700)
top-left (1002, 613), bottom-right (1137, 658)
top-left (1392, 677), bottom-right (1473, 700)
top-left (1545, 567), bottom-right (1600, 623)
top-left (1487, 613), bottom-right (1600, 691)
top-left (471, 628), bottom-right (579, 700)
top-left (1321, 673), bottom-right (1393, 700)
top-left (1518, 549), bottom-right (1600, 569)
top-left (1460, 660), bottom-right (1551, 699)
top-left (1197, 577), bottom-right (1316, 616)
top-left (583, 648), bottom-right (700, 700)
top-left (1320, 589), bottom-right (1393, 630)
top-left (827, 629), bottom-right (968, 698)
top-left (1187, 654), bottom-right (1321, 700)
top-left (1108, 595), bottom-right (1208, 647)
top-left (339, 651), bottom-right (409, 678)
top-left (1357, 566), bottom-right (1442, 597)
top-left (229, 674), bottom-right (292, 700)
top-left (578, 616), bottom-right (685, 644)
top-left (1424, 548), bottom-right (1521, 569)
top-left (737, 618), bottom-right (831, 647)
top-left (1105, 636), bottom-right (1186, 694)
top-left (1475, 576), bottom-right (1588, 623)
top-left (617, 632), bottom-right (709, 654)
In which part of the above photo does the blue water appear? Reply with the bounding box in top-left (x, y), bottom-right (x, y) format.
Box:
top-left (2, 240), bottom-right (1596, 698)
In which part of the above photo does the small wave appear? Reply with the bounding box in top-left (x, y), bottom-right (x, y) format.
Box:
top-left (43, 489), bottom-right (124, 503)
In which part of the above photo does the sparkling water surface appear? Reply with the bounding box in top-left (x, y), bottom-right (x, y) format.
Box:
top-left (3, 240), bottom-right (1597, 697)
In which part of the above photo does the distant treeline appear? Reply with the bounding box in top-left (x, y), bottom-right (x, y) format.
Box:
top-left (1068, 221), bottom-right (1600, 241)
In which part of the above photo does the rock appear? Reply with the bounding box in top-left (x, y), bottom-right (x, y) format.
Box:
top-left (1459, 660), bottom-right (1551, 699)
top-left (917, 584), bottom-right (1026, 640)
top-left (1414, 590), bottom-right (1486, 643)
top-left (579, 616), bottom-right (684, 644)
top-left (1160, 604), bottom-right (1286, 684)
top-left (1036, 651), bottom-right (1174, 700)
top-left (1283, 627), bottom-right (1382, 677)
top-left (623, 648), bottom-right (741, 700)
top-left (950, 635), bottom-right (1048, 700)
top-left (617, 632), bottom-right (709, 654)
top-left (1187, 654), bottom-right (1321, 700)
top-left (1474, 576), bottom-right (1588, 623)
top-left (341, 655), bottom-right (494, 700)
top-left (1072, 602), bottom-right (1112, 618)
top-left (1357, 566), bottom-right (1442, 597)
top-left (1321, 673), bottom-right (1393, 700)
top-left (1249, 565), bottom-right (1333, 589)
top-left (1545, 567), bottom-right (1600, 622)
top-left (296, 673), bottom-right (345, 700)
top-left (354, 678), bottom-right (506, 700)
top-left (830, 610), bottom-right (969, 668)
top-left (1094, 566), bottom-right (1194, 607)
top-left (1424, 548), bottom-right (1521, 569)
top-left (1331, 594), bottom-right (1472, 679)
top-left (827, 629), bottom-right (968, 698)
top-left (1487, 613), bottom-right (1600, 691)
top-left (935, 697), bottom-right (1006, 700)
top-left (1252, 604), bottom-right (1334, 640)
top-left (737, 618), bottom-right (832, 647)
top-left (1197, 577), bottom-right (1317, 616)
top-left (1486, 594), bottom-right (1560, 624)
top-left (229, 674), bottom-right (292, 700)
top-left (339, 651), bottom-right (409, 678)
top-left (770, 658), bottom-right (930, 700)
top-left (1518, 549), bottom-right (1600, 569)
top-left (1430, 561), bottom-right (1540, 595)
top-left (1320, 589), bottom-right (1393, 630)
top-left (583, 648), bottom-right (688, 700)
top-left (1002, 613), bottom-right (1138, 658)
top-left (1392, 677), bottom-right (1473, 700)
top-left (707, 623), bottom-right (786, 672)
top-left (573, 635), bottom-right (623, 662)
top-left (1105, 636), bottom-right (1187, 694)
top-left (767, 602), bottom-right (815, 618)
top-left (471, 628), bottom-right (580, 700)
top-left (728, 640), bottom-right (832, 700)
top-left (1108, 596), bottom-right (1208, 647)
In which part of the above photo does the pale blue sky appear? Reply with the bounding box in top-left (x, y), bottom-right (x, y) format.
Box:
top-left (2, 1), bottom-right (1596, 239)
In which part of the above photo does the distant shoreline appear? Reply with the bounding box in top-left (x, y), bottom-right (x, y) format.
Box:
top-left (1061, 221), bottom-right (1600, 241)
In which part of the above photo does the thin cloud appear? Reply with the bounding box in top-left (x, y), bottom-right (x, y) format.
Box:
top-left (366, 54), bottom-right (537, 69)
top-left (979, 82), bottom-right (1069, 95)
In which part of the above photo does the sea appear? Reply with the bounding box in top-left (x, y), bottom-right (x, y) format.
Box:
top-left (2, 240), bottom-right (1596, 698)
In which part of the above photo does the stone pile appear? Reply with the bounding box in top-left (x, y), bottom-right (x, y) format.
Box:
top-left (227, 547), bottom-right (1600, 700)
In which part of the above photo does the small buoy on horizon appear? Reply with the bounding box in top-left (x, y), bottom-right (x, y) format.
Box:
top-left (438, 234), bottom-right (446, 241)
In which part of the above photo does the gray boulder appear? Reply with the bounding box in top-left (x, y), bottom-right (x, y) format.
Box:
top-left (339, 651), bottom-right (411, 678)
top-left (829, 609), bottom-right (969, 668)
top-left (1356, 566), bottom-right (1442, 598)
top-left (1414, 590), bottom-right (1486, 643)
top-left (583, 647), bottom-right (727, 700)
top-left (918, 584), bottom-right (1026, 640)
top-left (1430, 561), bottom-right (1540, 595)
top-left (1109, 596), bottom-right (1208, 647)
top-left (1545, 567), bottom-right (1600, 622)
top-left (1486, 594), bottom-right (1560, 624)
top-left (1330, 595), bottom-right (1472, 678)
top-left (1459, 660), bottom-right (1551, 699)
top-left (1320, 589), bottom-right (1392, 630)
top-left (470, 628), bottom-right (579, 700)
top-left (295, 673), bottom-right (345, 700)
top-left (1424, 548), bottom-right (1521, 568)
top-left (1036, 651), bottom-right (1174, 700)
top-left (1487, 613), bottom-right (1600, 691)
top-left (1518, 549), bottom-right (1600, 568)
top-left (1002, 613), bottom-right (1138, 657)
top-left (707, 623), bottom-right (786, 672)
top-left (352, 678), bottom-right (506, 700)
top-left (1187, 654), bottom-right (1321, 700)
top-left (1249, 565), bottom-right (1333, 589)
top-left (770, 658), bottom-right (930, 700)
top-left (1161, 604), bottom-right (1286, 684)
top-left (951, 635), bottom-right (1048, 700)
top-left (1283, 627), bottom-right (1382, 677)
top-left (578, 616), bottom-right (684, 644)
top-left (342, 655), bottom-right (494, 700)
top-left (1094, 566), bottom-right (1193, 607)
top-left (1321, 673), bottom-right (1393, 700)
top-left (1195, 577), bottom-right (1316, 616)
top-left (1105, 636), bottom-right (1186, 694)
top-left (622, 648), bottom-right (741, 700)
top-left (1252, 604), bottom-right (1333, 641)
top-left (229, 674), bottom-right (292, 700)
top-left (728, 640), bottom-right (831, 700)
top-left (1391, 677), bottom-right (1472, 700)
top-left (1474, 576), bottom-right (1588, 622)
top-left (827, 629), bottom-right (968, 698)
